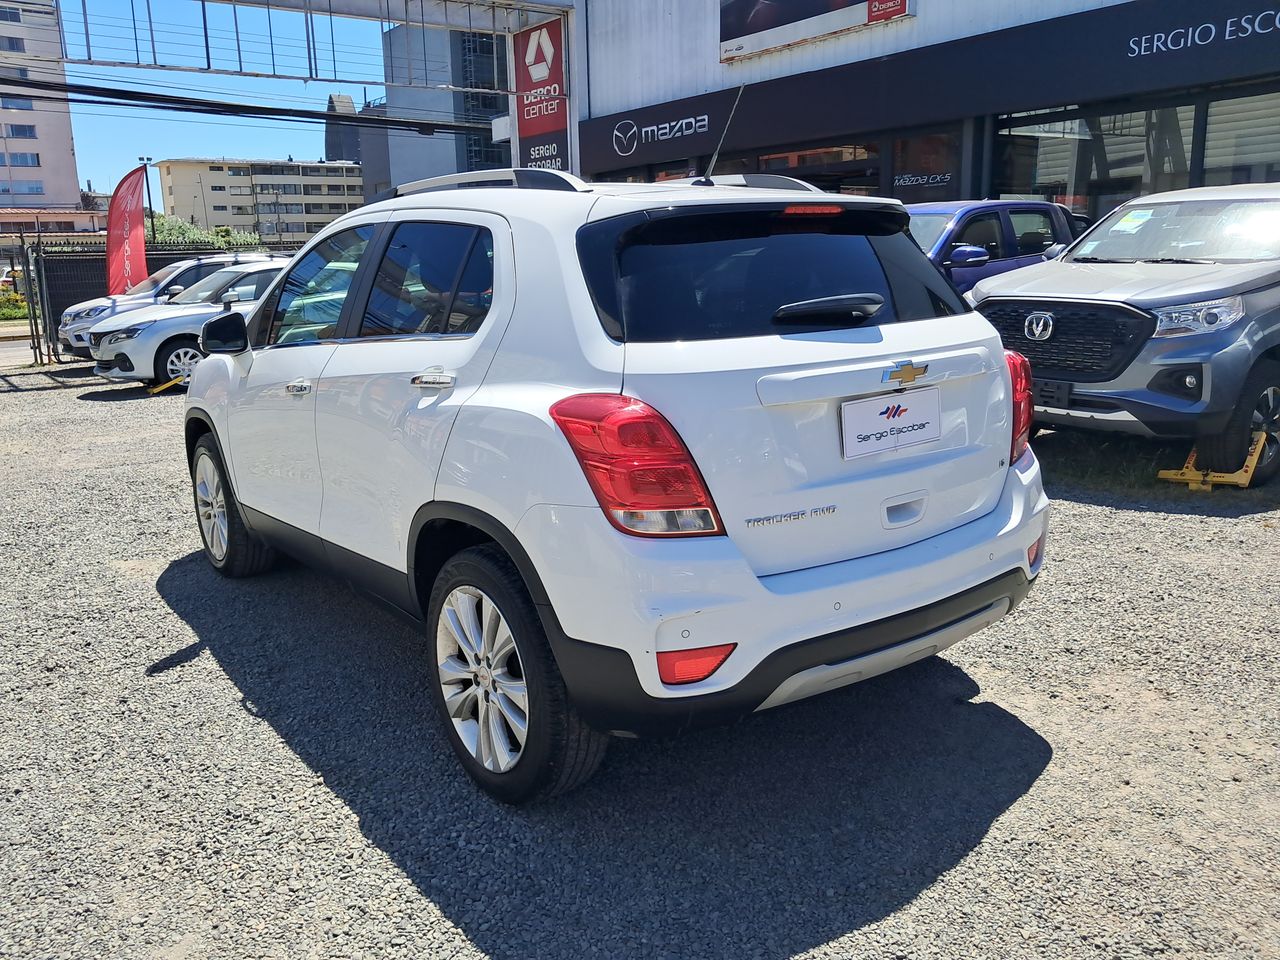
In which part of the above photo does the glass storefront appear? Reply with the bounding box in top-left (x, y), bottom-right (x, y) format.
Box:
top-left (996, 105), bottom-right (1194, 220)
top-left (1203, 89), bottom-right (1280, 185)
top-left (758, 142), bottom-right (881, 195)
top-left (996, 82), bottom-right (1280, 220)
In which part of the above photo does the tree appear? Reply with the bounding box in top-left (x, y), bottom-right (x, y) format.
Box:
top-left (79, 190), bottom-right (100, 211)
top-left (148, 213), bottom-right (260, 248)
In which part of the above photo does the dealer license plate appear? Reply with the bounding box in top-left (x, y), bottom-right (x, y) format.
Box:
top-left (840, 387), bottom-right (942, 460)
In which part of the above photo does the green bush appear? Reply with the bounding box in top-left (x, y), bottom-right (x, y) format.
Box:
top-left (0, 290), bottom-right (27, 322)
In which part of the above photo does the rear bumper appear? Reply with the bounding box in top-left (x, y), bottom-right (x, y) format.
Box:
top-left (519, 450), bottom-right (1048, 725)
top-left (545, 568), bottom-right (1034, 738)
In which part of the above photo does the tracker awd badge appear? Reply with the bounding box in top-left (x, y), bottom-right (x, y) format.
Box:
top-left (882, 360), bottom-right (929, 387)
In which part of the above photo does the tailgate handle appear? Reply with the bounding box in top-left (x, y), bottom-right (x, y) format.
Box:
top-left (882, 491), bottom-right (927, 530)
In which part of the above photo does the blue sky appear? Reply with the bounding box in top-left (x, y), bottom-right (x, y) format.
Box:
top-left (59, 0), bottom-right (392, 199)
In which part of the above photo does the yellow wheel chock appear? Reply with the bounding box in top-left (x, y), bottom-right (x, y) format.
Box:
top-left (146, 376), bottom-right (185, 395)
top-left (1158, 431), bottom-right (1268, 491)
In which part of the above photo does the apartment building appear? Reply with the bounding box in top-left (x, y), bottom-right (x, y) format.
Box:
top-left (157, 158), bottom-right (364, 239)
top-left (0, 0), bottom-right (80, 209)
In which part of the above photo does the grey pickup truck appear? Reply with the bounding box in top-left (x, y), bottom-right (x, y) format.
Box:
top-left (969, 184), bottom-right (1280, 484)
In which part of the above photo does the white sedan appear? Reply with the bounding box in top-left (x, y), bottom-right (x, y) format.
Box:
top-left (89, 260), bottom-right (287, 385)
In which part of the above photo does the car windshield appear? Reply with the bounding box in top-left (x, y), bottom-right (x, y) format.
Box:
top-left (1069, 199), bottom-right (1280, 264)
top-left (907, 213), bottom-right (951, 254)
top-left (171, 266), bottom-right (247, 304)
top-left (124, 263), bottom-right (181, 295)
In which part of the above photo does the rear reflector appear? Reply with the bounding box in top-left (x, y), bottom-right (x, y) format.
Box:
top-left (1028, 532), bottom-right (1046, 570)
top-left (782, 204), bottom-right (845, 216)
top-left (550, 394), bottom-right (723, 537)
top-left (657, 643), bottom-right (737, 685)
top-left (1005, 350), bottom-right (1034, 463)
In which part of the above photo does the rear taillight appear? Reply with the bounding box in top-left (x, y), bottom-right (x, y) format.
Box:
top-left (549, 394), bottom-right (723, 537)
top-left (1006, 350), bottom-right (1033, 463)
top-left (656, 643), bottom-right (737, 685)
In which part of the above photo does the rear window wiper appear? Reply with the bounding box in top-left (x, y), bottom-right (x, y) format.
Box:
top-left (772, 294), bottom-right (885, 323)
top-left (1137, 257), bottom-right (1215, 264)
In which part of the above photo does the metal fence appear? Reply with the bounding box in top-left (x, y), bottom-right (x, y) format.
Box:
top-left (9, 239), bottom-right (304, 364)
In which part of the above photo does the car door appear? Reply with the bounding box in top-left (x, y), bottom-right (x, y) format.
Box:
top-left (226, 225), bottom-right (379, 541)
top-left (946, 211), bottom-right (1011, 292)
top-left (314, 211), bottom-right (514, 581)
top-left (1003, 208), bottom-right (1059, 271)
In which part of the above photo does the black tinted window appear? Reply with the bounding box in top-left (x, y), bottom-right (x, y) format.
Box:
top-left (264, 227), bottom-right (372, 346)
top-left (580, 207), bottom-right (962, 342)
top-left (360, 222), bottom-right (490, 337)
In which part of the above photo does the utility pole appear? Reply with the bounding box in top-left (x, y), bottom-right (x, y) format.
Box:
top-left (138, 156), bottom-right (157, 243)
top-left (195, 173), bottom-right (210, 227)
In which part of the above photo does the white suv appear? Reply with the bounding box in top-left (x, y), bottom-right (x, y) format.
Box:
top-left (184, 169), bottom-right (1049, 803)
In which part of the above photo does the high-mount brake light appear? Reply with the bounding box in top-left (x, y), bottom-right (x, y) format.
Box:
top-left (782, 204), bottom-right (845, 216)
top-left (1005, 350), bottom-right (1034, 463)
top-left (656, 643), bottom-right (737, 685)
top-left (549, 394), bottom-right (724, 537)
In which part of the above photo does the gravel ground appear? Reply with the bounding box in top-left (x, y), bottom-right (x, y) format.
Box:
top-left (1, 363), bottom-right (1277, 960)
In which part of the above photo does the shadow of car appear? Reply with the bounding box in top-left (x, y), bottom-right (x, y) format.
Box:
top-left (154, 552), bottom-right (1051, 959)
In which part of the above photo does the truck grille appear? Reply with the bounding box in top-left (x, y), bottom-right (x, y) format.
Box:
top-left (980, 299), bottom-right (1155, 383)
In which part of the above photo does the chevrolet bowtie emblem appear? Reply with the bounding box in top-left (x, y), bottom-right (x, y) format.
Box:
top-left (883, 360), bottom-right (929, 386)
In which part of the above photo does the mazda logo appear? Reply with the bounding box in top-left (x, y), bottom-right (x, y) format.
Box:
top-left (1024, 312), bottom-right (1055, 341)
top-left (613, 120), bottom-right (639, 157)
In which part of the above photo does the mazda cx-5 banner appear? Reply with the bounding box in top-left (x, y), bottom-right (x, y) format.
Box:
top-left (106, 164), bottom-right (148, 296)
top-left (514, 18), bottom-right (569, 171)
top-left (720, 0), bottom-right (911, 61)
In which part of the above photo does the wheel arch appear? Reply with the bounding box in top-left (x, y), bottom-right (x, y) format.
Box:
top-left (407, 503), bottom-right (551, 623)
top-left (154, 331), bottom-right (203, 377)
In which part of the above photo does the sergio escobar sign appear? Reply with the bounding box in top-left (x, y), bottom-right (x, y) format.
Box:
top-left (1128, 7), bottom-right (1280, 56)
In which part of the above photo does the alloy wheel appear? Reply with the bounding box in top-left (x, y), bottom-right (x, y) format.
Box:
top-left (1252, 386), bottom-right (1280, 469)
top-left (167, 346), bottom-right (204, 382)
top-left (193, 452), bottom-right (228, 561)
top-left (435, 586), bottom-right (529, 774)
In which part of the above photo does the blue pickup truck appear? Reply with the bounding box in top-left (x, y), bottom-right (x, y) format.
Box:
top-left (907, 200), bottom-right (1087, 293)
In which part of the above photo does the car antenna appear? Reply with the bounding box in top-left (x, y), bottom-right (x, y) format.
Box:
top-left (691, 85), bottom-right (745, 186)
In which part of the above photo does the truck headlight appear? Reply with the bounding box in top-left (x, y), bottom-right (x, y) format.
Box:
top-left (105, 321), bottom-right (155, 345)
top-left (1152, 296), bottom-right (1245, 337)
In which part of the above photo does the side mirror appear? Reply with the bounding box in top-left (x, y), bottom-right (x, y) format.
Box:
top-left (165, 284), bottom-right (185, 299)
top-left (221, 293), bottom-right (235, 311)
top-left (946, 245), bottom-right (990, 269)
top-left (1043, 243), bottom-right (1068, 261)
top-left (200, 312), bottom-right (248, 355)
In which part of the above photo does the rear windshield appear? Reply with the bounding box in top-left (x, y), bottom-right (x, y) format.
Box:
top-left (578, 207), bottom-right (964, 342)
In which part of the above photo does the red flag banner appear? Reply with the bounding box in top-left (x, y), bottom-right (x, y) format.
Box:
top-left (106, 165), bottom-right (148, 295)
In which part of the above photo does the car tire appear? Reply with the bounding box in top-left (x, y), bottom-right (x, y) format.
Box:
top-left (190, 434), bottom-right (277, 577)
top-left (154, 336), bottom-right (206, 386)
top-left (1197, 359), bottom-right (1280, 485)
top-left (425, 543), bottom-right (608, 804)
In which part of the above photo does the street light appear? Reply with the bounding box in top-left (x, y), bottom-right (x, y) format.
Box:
top-left (138, 156), bottom-right (157, 243)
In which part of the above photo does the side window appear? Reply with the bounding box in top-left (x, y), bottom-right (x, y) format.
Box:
top-left (359, 222), bottom-right (493, 337)
top-left (952, 213), bottom-right (1006, 260)
top-left (264, 227), bottom-right (373, 346)
top-left (1009, 211), bottom-right (1056, 256)
top-left (249, 270), bottom-right (278, 299)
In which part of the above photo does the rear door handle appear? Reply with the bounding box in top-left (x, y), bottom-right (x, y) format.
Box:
top-left (411, 367), bottom-right (456, 389)
top-left (285, 379), bottom-right (312, 395)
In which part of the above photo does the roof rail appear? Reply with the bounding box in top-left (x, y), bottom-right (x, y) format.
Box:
top-left (394, 168), bottom-right (592, 197)
top-left (663, 174), bottom-right (825, 193)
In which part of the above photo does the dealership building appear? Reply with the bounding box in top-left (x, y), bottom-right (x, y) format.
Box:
top-left (577, 0), bottom-right (1280, 219)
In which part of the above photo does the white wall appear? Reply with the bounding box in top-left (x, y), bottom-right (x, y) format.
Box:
top-left (583, 0), bottom-right (1136, 118)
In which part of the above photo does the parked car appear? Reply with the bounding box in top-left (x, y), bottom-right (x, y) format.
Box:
top-left (89, 259), bottom-right (288, 385)
top-left (969, 183), bottom-right (1280, 483)
top-left (58, 252), bottom-right (276, 358)
top-left (907, 200), bottom-right (1083, 293)
top-left (0, 266), bottom-right (24, 291)
top-left (185, 169), bottom-right (1049, 803)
